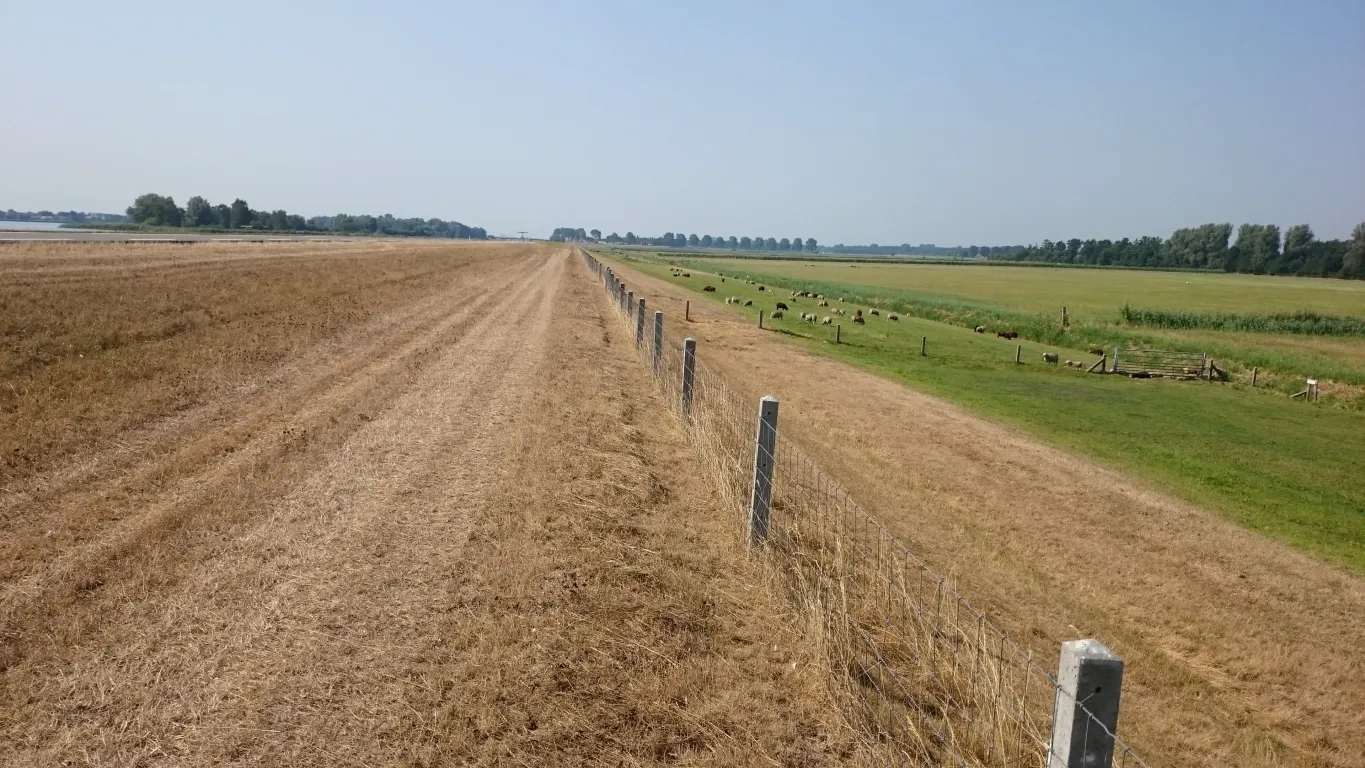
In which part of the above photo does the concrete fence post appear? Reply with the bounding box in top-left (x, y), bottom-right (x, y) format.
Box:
top-left (748, 396), bottom-right (779, 547)
top-left (636, 299), bottom-right (646, 347)
top-left (1048, 639), bottom-right (1124, 768)
top-left (681, 337), bottom-right (697, 417)
top-left (652, 311), bottom-right (664, 376)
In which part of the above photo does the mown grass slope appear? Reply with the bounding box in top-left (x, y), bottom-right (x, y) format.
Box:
top-left (609, 253), bottom-right (1365, 572)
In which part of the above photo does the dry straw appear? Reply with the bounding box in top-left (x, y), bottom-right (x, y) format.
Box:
top-left (587, 251), bottom-right (1149, 768)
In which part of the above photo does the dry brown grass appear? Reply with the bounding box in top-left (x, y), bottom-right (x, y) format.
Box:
top-left (1, 239), bottom-right (491, 485)
top-left (0, 242), bottom-right (846, 765)
top-left (609, 257), bottom-right (1365, 768)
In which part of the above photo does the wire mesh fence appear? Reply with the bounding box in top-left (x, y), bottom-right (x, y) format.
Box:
top-left (584, 252), bottom-right (1149, 768)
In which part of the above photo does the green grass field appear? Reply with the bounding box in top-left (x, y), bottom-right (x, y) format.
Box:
top-left (658, 256), bottom-right (1365, 396)
top-left (604, 251), bottom-right (1365, 573)
top-left (685, 257), bottom-right (1365, 319)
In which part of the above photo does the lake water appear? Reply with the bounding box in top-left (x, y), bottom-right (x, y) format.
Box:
top-left (0, 220), bottom-right (66, 230)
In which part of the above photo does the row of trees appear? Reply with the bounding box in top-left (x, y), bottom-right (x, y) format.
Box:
top-left (993, 222), bottom-right (1365, 279)
top-left (825, 243), bottom-right (1026, 257)
top-left (126, 194), bottom-right (487, 239)
top-left (550, 228), bottom-right (818, 252)
top-left (3, 208), bottom-right (126, 223)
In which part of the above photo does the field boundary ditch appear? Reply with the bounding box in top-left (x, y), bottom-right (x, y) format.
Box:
top-left (581, 250), bottom-right (1152, 767)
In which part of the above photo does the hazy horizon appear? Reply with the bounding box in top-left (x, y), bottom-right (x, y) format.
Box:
top-left (2, 0), bottom-right (1362, 243)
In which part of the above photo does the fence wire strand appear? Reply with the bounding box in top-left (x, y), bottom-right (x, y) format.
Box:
top-left (584, 252), bottom-right (1149, 768)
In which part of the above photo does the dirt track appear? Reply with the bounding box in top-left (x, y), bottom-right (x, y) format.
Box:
top-left (607, 258), bottom-right (1365, 768)
top-left (0, 245), bottom-right (844, 765)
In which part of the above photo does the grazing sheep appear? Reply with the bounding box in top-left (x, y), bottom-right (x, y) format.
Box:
top-left (822, 316), bottom-right (832, 325)
top-left (816, 294), bottom-right (825, 300)
top-left (888, 313), bottom-right (899, 321)
top-left (997, 331), bottom-right (1018, 340)
top-left (838, 297), bottom-right (846, 302)
top-left (974, 325), bottom-right (985, 333)
top-left (853, 315), bottom-right (866, 325)
top-left (833, 308), bottom-right (844, 316)
top-left (703, 285), bottom-right (716, 292)
top-left (683, 272), bottom-right (691, 277)
top-left (743, 299), bottom-right (752, 306)
top-left (870, 309), bottom-right (880, 316)
top-left (758, 285), bottom-right (765, 291)
top-left (776, 302), bottom-right (789, 310)
top-left (1042, 352), bottom-right (1059, 364)
top-left (818, 299), bottom-right (828, 306)
top-left (721, 278), bottom-right (725, 282)
top-left (771, 309), bottom-right (784, 319)
top-left (1088, 345), bottom-right (1105, 356)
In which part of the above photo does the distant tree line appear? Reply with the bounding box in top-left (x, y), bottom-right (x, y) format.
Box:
top-left (994, 222), bottom-right (1365, 279)
top-left (125, 193), bottom-right (486, 239)
top-left (3, 208), bottom-right (127, 223)
top-left (550, 227), bottom-right (818, 252)
top-left (825, 243), bottom-right (1027, 258)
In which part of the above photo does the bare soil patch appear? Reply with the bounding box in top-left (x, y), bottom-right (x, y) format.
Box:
top-left (609, 258), bottom-right (1365, 768)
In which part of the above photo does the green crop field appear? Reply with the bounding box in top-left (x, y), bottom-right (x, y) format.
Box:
top-left (602, 250), bottom-right (1365, 573)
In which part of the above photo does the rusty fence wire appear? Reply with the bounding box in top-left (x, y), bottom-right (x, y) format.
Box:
top-left (585, 252), bottom-right (1149, 768)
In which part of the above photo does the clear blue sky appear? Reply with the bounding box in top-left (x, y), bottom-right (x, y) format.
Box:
top-left (2, 0), bottom-right (1362, 243)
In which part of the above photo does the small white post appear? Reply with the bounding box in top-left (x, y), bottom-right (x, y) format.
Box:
top-left (681, 337), bottom-right (697, 417)
top-left (652, 310), bottom-right (663, 376)
top-left (1048, 639), bottom-right (1124, 768)
top-left (748, 396), bottom-right (779, 547)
